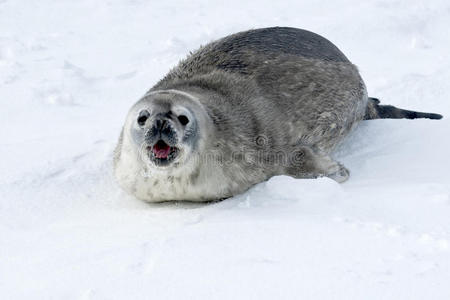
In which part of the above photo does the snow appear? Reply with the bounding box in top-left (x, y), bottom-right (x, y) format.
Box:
top-left (1, 0), bottom-right (450, 299)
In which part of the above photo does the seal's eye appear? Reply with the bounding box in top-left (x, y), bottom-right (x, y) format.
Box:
top-left (137, 110), bottom-right (150, 127)
top-left (178, 115), bottom-right (189, 126)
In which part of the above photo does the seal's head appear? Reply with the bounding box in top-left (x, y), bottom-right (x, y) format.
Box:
top-left (117, 90), bottom-right (211, 175)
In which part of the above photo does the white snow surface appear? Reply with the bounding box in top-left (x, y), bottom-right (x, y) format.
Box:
top-left (1, 0), bottom-right (450, 299)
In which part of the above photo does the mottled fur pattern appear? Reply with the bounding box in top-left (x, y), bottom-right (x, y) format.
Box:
top-left (153, 28), bottom-right (367, 155)
top-left (114, 27), bottom-right (441, 202)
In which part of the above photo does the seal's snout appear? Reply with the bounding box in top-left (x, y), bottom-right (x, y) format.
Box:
top-left (146, 115), bottom-right (178, 146)
top-left (153, 117), bottom-right (172, 139)
top-left (144, 115), bottom-right (180, 166)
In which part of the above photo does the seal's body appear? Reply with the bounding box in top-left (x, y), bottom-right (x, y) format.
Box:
top-left (114, 27), bottom-right (442, 202)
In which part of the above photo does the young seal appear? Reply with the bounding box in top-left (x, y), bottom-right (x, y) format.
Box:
top-left (114, 27), bottom-right (443, 202)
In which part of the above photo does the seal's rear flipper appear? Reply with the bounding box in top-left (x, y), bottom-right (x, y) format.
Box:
top-left (364, 97), bottom-right (443, 120)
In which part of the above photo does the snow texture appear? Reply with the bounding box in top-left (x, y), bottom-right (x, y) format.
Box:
top-left (1, 0), bottom-right (450, 299)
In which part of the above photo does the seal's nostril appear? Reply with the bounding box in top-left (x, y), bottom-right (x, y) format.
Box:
top-left (155, 119), bottom-right (168, 130)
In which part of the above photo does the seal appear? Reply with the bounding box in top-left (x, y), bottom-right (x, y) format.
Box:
top-left (114, 27), bottom-right (443, 202)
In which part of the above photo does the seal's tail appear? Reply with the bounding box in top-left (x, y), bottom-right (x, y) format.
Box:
top-left (364, 97), bottom-right (443, 120)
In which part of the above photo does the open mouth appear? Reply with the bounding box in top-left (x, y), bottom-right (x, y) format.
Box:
top-left (148, 140), bottom-right (179, 166)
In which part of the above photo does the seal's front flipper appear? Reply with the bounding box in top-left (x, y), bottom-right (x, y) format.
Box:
top-left (287, 146), bottom-right (350, 183)
top-left (325, 161), bottom-right (350, 183)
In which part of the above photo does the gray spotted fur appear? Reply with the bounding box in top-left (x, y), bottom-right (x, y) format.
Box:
top-left (114, 27), bottom-right (442, 202)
